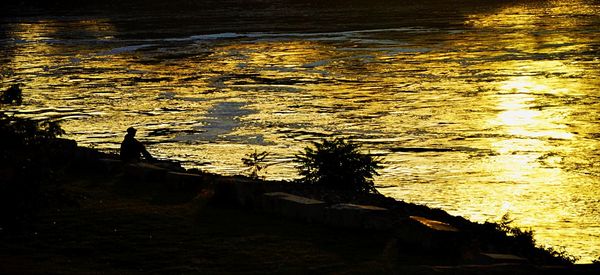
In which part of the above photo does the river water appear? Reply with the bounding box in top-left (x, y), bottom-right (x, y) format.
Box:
top-left (1, 0), bottom-right (599, 262)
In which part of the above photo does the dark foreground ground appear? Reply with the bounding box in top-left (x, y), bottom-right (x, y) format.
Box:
top-left (0, 170), bottom-right (395, 274)
top-left (0, 154), bottom-right (598, 274)
top-left (0, 166), bottom-right (597, 275)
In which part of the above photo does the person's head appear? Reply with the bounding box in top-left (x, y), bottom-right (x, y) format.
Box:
top-left (126, 127), bottom-right (137, 136)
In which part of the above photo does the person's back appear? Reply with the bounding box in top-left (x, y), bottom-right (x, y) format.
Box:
top-left (120, 127), bottom-right (154, 162)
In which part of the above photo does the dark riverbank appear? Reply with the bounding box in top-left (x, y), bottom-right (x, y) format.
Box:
top-left (1, 115), bottom-right (598, 273)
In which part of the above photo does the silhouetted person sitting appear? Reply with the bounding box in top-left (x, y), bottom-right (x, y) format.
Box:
top-left (120, 127), bottom-right (155, 162)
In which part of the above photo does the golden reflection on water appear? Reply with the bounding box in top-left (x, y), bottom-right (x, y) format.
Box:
top-left (484, 62), bottom-right (577, 187)
top-left (10, 23), bottom-right (56, 85)
top-left (2, 1), bottom-right (599, 263)
top-left (465, 3), bottom-right (598, 262)
top-left (494, 76), bottom-right (574, 140)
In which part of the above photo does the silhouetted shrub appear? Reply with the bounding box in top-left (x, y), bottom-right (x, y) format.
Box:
top-left (0, 113), bottom-right (64, 146)
top-left (495, 213), bottom-right (536, 248)
top-left (295, 138), bottom-right (381, 194)
top-left (480, 213), bottom-right (578, 265)
top-left (0, 114), bottom-right (68, 231)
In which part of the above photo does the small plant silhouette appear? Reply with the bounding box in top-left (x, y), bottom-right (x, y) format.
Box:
top-left (242, 149), bottom-right (271, 179)
top-left (485, 213), bottom-right (579, 264)
top-left (295, 137), bottom-right (381, 194)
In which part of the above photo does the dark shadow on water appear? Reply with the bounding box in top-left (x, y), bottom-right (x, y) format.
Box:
top-left (3, 0), bottom-right (523, 38)
top-left (1, 84), bottom-right (22, 105)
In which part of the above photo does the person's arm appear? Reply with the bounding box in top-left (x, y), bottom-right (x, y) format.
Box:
top-left (141, 147), bottom-right (154, 161)
top-left (136, 140), bottom-right (155, 161)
